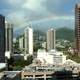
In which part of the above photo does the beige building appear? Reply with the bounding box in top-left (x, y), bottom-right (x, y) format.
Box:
top-left (21, 66), bottom-right (54, 80)
top-left (47, 29), bottom-right (56, 51)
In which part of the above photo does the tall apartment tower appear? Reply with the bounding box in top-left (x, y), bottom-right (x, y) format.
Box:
top-left (5, 21), bottom-right (13, 56)
top-left (47, 29), bottom-right (56, 51)
top-left (75, 4), bottom-right (80, 56)
top-left (19, 36), bottom-right (24, 50)
top-left (0, 15), bottom-right (5, 62)
top-left (24, 27), bottom-right (33, 57)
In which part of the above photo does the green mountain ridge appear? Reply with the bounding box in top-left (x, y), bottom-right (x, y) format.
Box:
top-left (56, 27), bottom-right (75, 42)
top-left (17, 27), bottom-right (75, 42)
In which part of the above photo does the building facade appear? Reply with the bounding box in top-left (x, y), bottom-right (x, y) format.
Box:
top-left (37, 49), bottom-right (66, 65)
top-left (19, 36), bottom-right (24, 50)
top-left (42, 42), bottom-right (47, 49)
top-left (5, 21), bottom-right (13, 56)
top-left (24, 27), bottom-right (33, 56)
top-left (47, 29), bottom-right (56, 51)
top-left (0, 15), bottom-right (5, 62)
top-left (75, 4), bottom-right (80, 56)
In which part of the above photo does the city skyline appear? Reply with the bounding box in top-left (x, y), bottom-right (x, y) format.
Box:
top-left (0, 0), bottom-right (80, 32)
top-left (1, 2), bottom-right (80, 80)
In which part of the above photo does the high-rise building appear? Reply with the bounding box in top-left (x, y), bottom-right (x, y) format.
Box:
top-left (75, 4), bottom-right (80, 56)
top-left (19, 36), bottom-right (24, 50)
top-left (0, 15), bottom-right (5, 62)
top-left (24, 27), bottom-right (33, 56)
top-left (47, 29), bottom-right (56, 51)
top-left (5, 21), bottom-right (13, 56)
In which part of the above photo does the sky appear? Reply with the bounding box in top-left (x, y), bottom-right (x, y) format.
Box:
top-left (0, 0), bottom-right (79, 31)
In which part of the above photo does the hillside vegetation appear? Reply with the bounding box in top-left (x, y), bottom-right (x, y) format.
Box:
top-left (56, 27), bottom-right (75, 42)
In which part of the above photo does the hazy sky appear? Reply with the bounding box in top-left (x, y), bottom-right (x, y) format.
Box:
top-left (0, 0), bottom-right (79, 31)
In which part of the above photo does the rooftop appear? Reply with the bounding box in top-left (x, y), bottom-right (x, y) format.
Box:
top-left (49, 49), bottom-right (63, 55)
top-left (0, 63), bottom-right (6, 70)
top-left (4, 71), bottom-right (21, 78)
top-left (0, 72), bottom-right (4, 79)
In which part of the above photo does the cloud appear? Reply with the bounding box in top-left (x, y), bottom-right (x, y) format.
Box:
top-left (22, 0), bottom-right (47, 11)
top-left (2, 0), bottom-right (76, 31)
top-left (6, 11), bottom-right (28, 28)
top-left (13, 15), bottom-right (74, 31)
top-left (7, 0), bottom-right (47, 12)
top-left (30, 15), bottom-right (74, 23)
top-left (7, 0), bottom-right (23, 5)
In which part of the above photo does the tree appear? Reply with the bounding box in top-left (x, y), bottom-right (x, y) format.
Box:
top-left (13, 55), bottom-right (34, 67)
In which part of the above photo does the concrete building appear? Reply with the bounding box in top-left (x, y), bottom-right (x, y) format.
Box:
top-left (49, 50), bottom-right (66, 65)
top-left (0, 71), bottom-right (21, 80)
top-left (42, 42), bottom-right (47, 49)
top-left (5, 21), bottom-right (13, 56)
top-left (22, 66), bottom-right (54, 80)
top-left (4, 71), bottom-right (21, 80)
top-left (0, 63), bottom-right (6, 80)
top-left (37, 49), bottom-right (66, 65)
top-left (22, 65), bottom-right (80, 80)
top-left (0, 15), bottom-right (5, 62)
top-left (47, 29), bottom-right (56, 51)
top-left (19, 36), bottom-right (24, 50)
top-left (24, 27), bottom-right (33, 59)
top-left (75, 4), bottom-right (80, 56)
top-left (13, 54), bottom-right (24, 61)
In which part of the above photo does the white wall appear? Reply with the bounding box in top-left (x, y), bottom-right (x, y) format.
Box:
top-left (37, 49), bottom-right (66, 65)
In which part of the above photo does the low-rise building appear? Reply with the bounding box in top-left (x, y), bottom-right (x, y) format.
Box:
top-left (42, 42), bottom-right (47, 49)
top-left (37, 49), bottom-right (66, 65)
top-left (3, 71), bottom-right (21, 80)
top-left (0, 63), bottom-right (6, 80)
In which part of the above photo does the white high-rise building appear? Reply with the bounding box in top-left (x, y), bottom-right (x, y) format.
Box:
top-left (5, 21), bottom-right (13, 56)
top-left (47, 29), bottom-right (56, 51)
top-left (24, 27), bottom-right (33, 56)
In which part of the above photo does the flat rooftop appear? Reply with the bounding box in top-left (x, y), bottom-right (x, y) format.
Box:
top-left (23, 66), bottom-right (65, 73)
top-left (0, 72), bottom-right (4, 79)
top-left (0, 63), bottom-right (6, 70)
top-left (4, 71), bottom-right (21, 78)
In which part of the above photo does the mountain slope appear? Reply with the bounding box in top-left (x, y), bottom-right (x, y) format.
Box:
top-left (56, 27), bottom-right (75, 41)
top-left (14, 27), bottom-right (75, 42)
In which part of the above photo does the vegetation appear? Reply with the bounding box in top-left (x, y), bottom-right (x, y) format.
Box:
top-left (7, 55), bottom-right (33, 70)
top-left (13, 55), bottom-right (33, 67)
top-left (56, 47), bottom-right (66, 52)
top-left (33, 30), bottom-right (46, 52)
top-left (56, 27), bottom-right (75, 42)
top-left (64, 52), bottom-right (80, 63)
top-left (34, 27), bottom-right (75, 42)
top-left (33, 42), bottom-right (43, 52)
